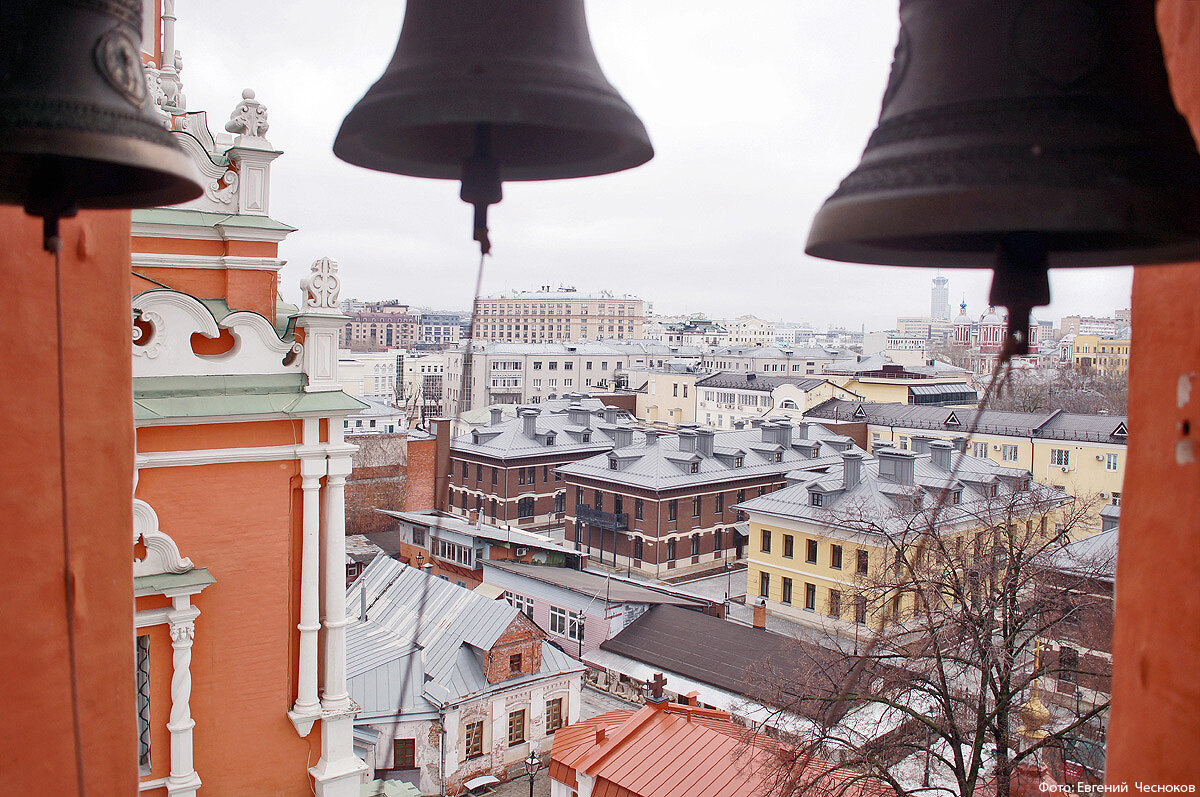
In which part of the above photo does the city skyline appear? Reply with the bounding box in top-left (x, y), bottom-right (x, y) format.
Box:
top-left (173, 1), bottom-right (1133, 331)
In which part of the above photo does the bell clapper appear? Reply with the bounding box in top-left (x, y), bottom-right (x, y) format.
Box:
top-left (990, 233), bottom-right (1051, 361)
top-left (460, 123), bottom-right (503, 256)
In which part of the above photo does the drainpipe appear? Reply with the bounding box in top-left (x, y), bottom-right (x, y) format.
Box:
top-left (439, 703), bottom-right (447, 797)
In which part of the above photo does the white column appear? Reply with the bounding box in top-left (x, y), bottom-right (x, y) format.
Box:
top-left (165, 596), bottom-right (202, 797)
top-left (320, 440), bottom-right (353, 712)
top-left (290, 417), bottom-right (325, 733)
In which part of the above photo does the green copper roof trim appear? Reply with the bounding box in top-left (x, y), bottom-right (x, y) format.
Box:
top-left (133, 374), bottom-right (367, 419)
top-left (133, 567), bottom-right (215, 597)
top-left (131, 207), bottom-right (297, 232)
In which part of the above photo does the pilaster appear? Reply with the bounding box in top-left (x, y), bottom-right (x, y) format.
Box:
top-left (289, 421), bottom-right (326, 736)
top-left (165, 596), bottom-right (202, 797)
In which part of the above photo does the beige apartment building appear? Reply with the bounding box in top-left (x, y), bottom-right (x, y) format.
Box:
top-left (471, 286), bottom-right (646, 342)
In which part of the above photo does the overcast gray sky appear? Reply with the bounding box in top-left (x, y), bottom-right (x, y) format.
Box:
top-left (173, 1), bottom-right (1133, 330)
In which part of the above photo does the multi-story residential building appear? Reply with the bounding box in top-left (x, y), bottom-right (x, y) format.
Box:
top-left (417, 312), bottom-right (463, 346)
top-left (652, 316), bottom-right (731, 346)
top-left (471, 286), bottom-right (646, 342)
top-left (341, 308), bottom-right (419, 350)
top-left (631, 365), bottom-right (705, 426)
top-left (737, 442), bottom-right (1067, 636)
top-left (1060, 315), bottom-right (1121, 338)
top-left (338, 348), bottom-right (403, 403)
top-left (1071, 332), bottom-right (1132, 376)
top-left (719, 315), bottom-right (776, 347)
top-left (348, 557), bottom-right (583, 795)
top-left (557, 421), bottom-right (864, 578)
top-left (702, 345), bottom-right (843, 375)
top-left (695, 372), bottom-right (860, 429)
top-left (345, 397), bottom-right (405, 435)
top-left (821, 355), bottom-right (978, 405)
top-left (399, 351), bottom-right (447, 425)
top-left (448, 397), bottom-right (639, 530)
top-left (804, 399), bottom-right (1128, 505)
top-left (444, 343), bottom-right (637, 413)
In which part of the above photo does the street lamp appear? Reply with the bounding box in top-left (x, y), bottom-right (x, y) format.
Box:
top-left (415, 552), bottom-right (424, 570)
top-left (524, 750), bottom-right (541, 797)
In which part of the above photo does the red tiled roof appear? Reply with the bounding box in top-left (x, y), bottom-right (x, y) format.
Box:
top-left (551, 702), bottom-right (890, 797)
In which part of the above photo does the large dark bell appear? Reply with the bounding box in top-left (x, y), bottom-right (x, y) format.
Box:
top-left (0, 0), bottom-right (202, 217)
top-left (806, 0), bottom-right (1200, 271)
top-left (333, 0), bottom-right (653, 182)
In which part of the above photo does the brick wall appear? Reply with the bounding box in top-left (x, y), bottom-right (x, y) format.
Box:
top-left (404, 436), bottom-right (439, 512)
top-left (346, 433), bottom-right (407, 535)
top-left (484, 614), bottom-right (544, 684)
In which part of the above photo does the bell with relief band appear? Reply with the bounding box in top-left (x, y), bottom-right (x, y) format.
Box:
top-left (806, 0), bottom-right (1200, 354)
top-left (0, 1), bottom-right (202, 238)
top-left (334, 0), bottom-right (653, 254)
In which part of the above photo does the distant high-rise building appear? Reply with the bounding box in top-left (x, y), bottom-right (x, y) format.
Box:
top-left (931, 272), bottom-right (951, 321)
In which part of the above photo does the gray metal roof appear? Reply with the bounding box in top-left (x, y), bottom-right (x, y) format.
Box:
top-left (695, 372), bottom-right (831, 392)
top-left (345, 556), bottom-right (582, 720)
top-left (483, 562), bottom-right (713, 607)
top-left (737, 448), bottom-right (1067, 536)
top-left (375, 509), bottom-right (581, 557)
top-left (451, 400), bottom-right (640, 459)
top-left (1048, 529), bottom-right (1118, 580)
top-left (556, 421), bottom-right (864, 491)
top-left (806, 399), bottom-right (1128, 444)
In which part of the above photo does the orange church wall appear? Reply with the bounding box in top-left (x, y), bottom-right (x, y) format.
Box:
top-left (135, 457), bottom-right (318, 794)
top-left (138, 420), bottom-right (302, 453)
top-left (1106, 2), bottom-right (1200, 786)
top-left (131, 264), bottom-right (278, 318)
top-left (0, 207), bottom-right (138, 793)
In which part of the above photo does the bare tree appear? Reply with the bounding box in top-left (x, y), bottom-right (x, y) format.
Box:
top-left (751, 486), bottom-right (1113, 797)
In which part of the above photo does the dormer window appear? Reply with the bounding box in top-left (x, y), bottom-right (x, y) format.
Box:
top-left (689, 462), bottom-right (699, 473)
top-left (509, 653), bottom-right (522, 674)
top-left (734, 456), bottom-right (744, 468)
top-left (609, 458), bottom-right (619, 470)
top-left (582, 432), bottom-right (591, 443)
top-left (544, 432), bottom-right (556, 446)
top-left (951, 490), bottom-right (962, 504)
top-left (773, 452), bottom-right (783, 462)
top-left (810, 492), bottom-right (823, 507)
top-left (471, 431), bottom-right (480, 444)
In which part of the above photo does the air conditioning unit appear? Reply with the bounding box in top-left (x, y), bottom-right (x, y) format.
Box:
top-left (515, 547), bottom-right (528, 556)
top-left (993, 445), bottom-right (1001, 451)
top-left (1096, 455), bottom-right (1104, 461)
top-left (1060, 465), bottom-right (1069, 473)
top-left (1099, 493), bottom-right (1107, 499)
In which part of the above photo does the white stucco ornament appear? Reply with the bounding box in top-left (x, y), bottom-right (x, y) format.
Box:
top-left (225, 88), bottom-right (270, 140)
top-left (133, 499), bottom-right (194, 577)
top-left (301, 257), bottom-right (342, 313)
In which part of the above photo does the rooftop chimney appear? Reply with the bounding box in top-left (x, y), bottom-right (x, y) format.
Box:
top-left (645, 430), bottom-right (660, 446)
top-left (910, 435), bottom-right (932, 454)
top-left (797, 422), bottom-right (810, 440)
top-left (843, 452), bottom-right (863, 489)
top-left (760, 421), bottom-right (776, 444)
top-left (612, 427), bottom-right (633, 448)
top-left (776, 421), bottom-right (793, 447)
top-left (678, 429), bottom-right (697, 453)
top-left (521, 408), bottom-right (538, 438)
top-left (877, 448), bottom-right (917, 486)
top-left (752, 596), bottom-right (767, 629)
top-left (696, 428), bottom-right (715, 457)
top-left (596, 728), bottom-right (606, 744)
top-left (568, 405), bottom-right (591, 427)
top-left (732, 419), bottom-right (746, 430)
top-left (930, 440), bottom-right (954, 471)
top-left (490, 407), bottom-right (503, 425)
top-left (603, 406), bottom-right (620, 424)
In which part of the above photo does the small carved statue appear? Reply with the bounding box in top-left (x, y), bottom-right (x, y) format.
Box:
top-left (225, 88), bottom-right (269, 138)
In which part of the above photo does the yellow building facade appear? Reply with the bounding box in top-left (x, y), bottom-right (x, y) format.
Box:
top-left (1071, 334), bottom-right (1131, 376)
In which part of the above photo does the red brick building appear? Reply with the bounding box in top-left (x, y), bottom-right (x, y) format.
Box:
top-left (558, 420), bottom-right (863, 577)
top-left (449, 395), bottom-right (639, 530)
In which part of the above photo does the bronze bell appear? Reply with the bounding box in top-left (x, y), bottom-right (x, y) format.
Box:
top-left (0, 0), bottom-right (202, 242)
top-left (334, 0), bottom-right (653, 253)
top-left (806, 0), bottom-right (1200, 354)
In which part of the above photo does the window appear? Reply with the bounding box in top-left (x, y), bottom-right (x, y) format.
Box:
top-left (972, 441), bottom-right (989, 458)
top-left (689, 461), bottom-right (699, 473)
top-left (668, 500), bottom-right (678, 521)
top-left (546, 698), bottom-right (564, 734)
top-left (667, 538), bottom-right (677, 560)
top-left (806, 539), bottom-right (818, 564)
top-left (594, 490), bottom-right (603, 510)
top-left (1059, 646), bottom-right (1079, 683)
top-left (462, 462), bottom-right (468, 479)
top-left (412, 526), bottom-right (426, 546)
top-left (506, 592), bottom-right (534, 619)
top-left (1001, 444), bottom-right (1019, 462)
top-left (135, 635), bottom-right (151, 771)
top-left (554, 492), bottom-right (565, 514)
top-left (543, 465), bottom-right (550, 482)
top-left (692, 496), bottom-right (701, 517)
top-left (549, 606), bottom-right (567, 635)
top-left (855, 596), bottom-right (868, 625)
top-left (857, 549), bottom-right (869, 575)
top-left (465, 721), bottom-right (484, 759)
top-left (517, 497), bottom-right (534, 518)
top-left (783, 535), bottom-right (794, 558)
top-left (394, 738), bottom-right (416, 770)
top-left (683, 385), bottom-right (688, 398)
top-left (690, 533), bottom-right (700, 557)
top-left (1050, 448), bottom-right (1070, 467)
top-left (477, 463), bottom-right (484, 481)
top-left (830, 545), bottom-right (843, 569)
top-left (734, 456), bottom-right (744, 468)
top-left (1111, 491), bottom-right (1122, 506)
top-left (714, 528), bottom-right (723, 550)
top-left (782, 577), bottom-right (793, 604)
top-left (673, 384), bottom-right (679, 397)
top-left (715, 493), bottom-right (724, 513)
top-left (510, 653), bottom-right (523, 674)
top-left (761, 529), bottom-right (772, 553)
top-left (508, 710), bottom-right (526, 746)
top-left (614, 495), bottom-right (623, 515)
top-left (759, 571), bottom-right (770, 598)
top-left (758, 486), bottom-right (767, 496)
top-left (635, 498), bottom-right (644, 520)
top-left (810, 491), bottom-right (823, 507)
top-left (610, 458), bottom-right (619, 470)
top-left (634, 536), bottom-right (643, 560)
top-left (829, 589), bottom-right (841, 618)
top-left (804, 582), bottom-right (816, 611)
top-left (1106, 452), bottom-right (1119, 471)
top-left (568, 612), bottom-right (585, 641)
top-left (492, 468), bottom-right (498, 485)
